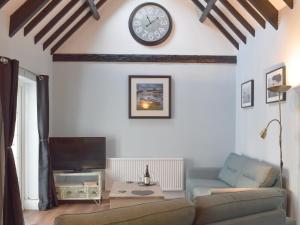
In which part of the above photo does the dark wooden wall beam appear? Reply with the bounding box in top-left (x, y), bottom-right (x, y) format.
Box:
top-left (9, 0), bottom-right (50, 37)
top-left (52, 54), bottom-right (237, 64)
top-left (248, 0), bottom-right (278, 30)
top-left (51, 0), bottom-right (107, 54)
top-left (192, 0), bottom-right (239, 50)
top-left (237, 0), bottom-right (266, 29)
top-left (35, 0), bottom-right (79, 44)
top-left (283, 0), bottom-right (293, 9)
top-left (219, 0), bottom-right (255, 37)
top-left (200, 0), bottom-right (217, 22)
top-left (24, 0), bottom-right (62, 36)
top-left (204, 0), bottom-right (246, 44)
top-left (0, 0), bottom-right (9, 9)
top-left (86, 0), bottom-right (100, 20)
top-left (43, 1), bottom-right (90, 50)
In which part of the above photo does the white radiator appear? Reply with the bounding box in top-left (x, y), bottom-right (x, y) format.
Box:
top-left (105, 158), bottom-right (184, 191)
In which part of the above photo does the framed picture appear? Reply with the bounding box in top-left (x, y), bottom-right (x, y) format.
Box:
top-left (129, 75), bottom-right (171, 119)
top-left (241, 80), bottom-right (254, 108)
top-left (266, 66), bottom-right (286, 104)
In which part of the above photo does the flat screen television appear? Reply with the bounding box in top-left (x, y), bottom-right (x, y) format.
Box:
top-left (49, 137), bottom-right (106, 171)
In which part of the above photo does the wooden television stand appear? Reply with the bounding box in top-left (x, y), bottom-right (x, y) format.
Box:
top-left (53, 170), bottom-right (104, 203)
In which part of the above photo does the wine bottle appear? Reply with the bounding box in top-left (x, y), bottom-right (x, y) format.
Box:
top-left (144, 165), bottom-right (151, 185)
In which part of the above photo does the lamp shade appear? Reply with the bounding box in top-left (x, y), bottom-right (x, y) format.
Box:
top-left (260, 128), bottom-right (268, 139)
top-left (268, 85), bottom-right (291, 93)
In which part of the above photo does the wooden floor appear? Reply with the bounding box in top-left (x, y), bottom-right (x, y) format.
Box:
top-left (24, 201), bottom-right (110, 225)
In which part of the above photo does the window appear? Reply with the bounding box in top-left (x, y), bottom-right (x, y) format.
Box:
top-left (12, 68), bottom-right (39, 209)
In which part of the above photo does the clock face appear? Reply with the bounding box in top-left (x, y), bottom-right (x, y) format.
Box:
top-left (129, 3), bottom-right (172, 46)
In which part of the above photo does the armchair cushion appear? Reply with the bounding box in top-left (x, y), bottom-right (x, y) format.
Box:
top-left (236, 158), bottom-right (278, 188)
top-left (218, 153), bottom-right (246, 186)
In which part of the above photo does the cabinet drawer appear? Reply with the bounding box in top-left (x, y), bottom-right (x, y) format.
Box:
top-left (88, 187), bottom-right (100, 198)
top-left (63, 187), bottom-right (87, 199)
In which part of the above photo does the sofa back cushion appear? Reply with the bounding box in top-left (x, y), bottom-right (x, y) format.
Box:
top-left (236, 157), bottom-right (278, 188)
top-left (193, 188), bottom-right (285, 225)
top-left (218, 153), bottom-right (245, 187)
top-left (54, 199), bottom-right (195, 225)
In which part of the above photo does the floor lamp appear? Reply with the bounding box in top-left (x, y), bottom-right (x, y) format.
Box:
top-left (260, 84), bottom-right (291, 189)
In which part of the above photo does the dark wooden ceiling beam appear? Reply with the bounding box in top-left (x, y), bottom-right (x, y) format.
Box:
top-left (204, 0), bottom-right (246, 44)
top-left (200, 0), bottom-right (218, 22)
top-left (24, 0), bottom-right (62, 36)
top-left (35, 0), bottom-right (79, 44)
top-left (192, 0), bottom-right (239, 50)
top-left (51, 0), bottom-right (107, 54)
top-left (43, 1), bottom-right (91, 50)
top-left (282, 0), bottom-right (293, 9)
top-left (52, 54), bottom-right (237, 64)
top-left (9, 0), bottom-right (50, 37)
top-left (248, 0), bottom-right (278, 30)
top-left (86, 0), bottom-right (100, 20)
top-left (237, 0), bottom-right (266, 29)
top-left (219, 0), bottom-right (255, 37)
top-left (0, 0), bottom-right (9, 9)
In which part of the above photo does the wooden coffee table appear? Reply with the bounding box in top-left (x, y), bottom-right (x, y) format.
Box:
top-left (109, 181), bottom-right (164, 208)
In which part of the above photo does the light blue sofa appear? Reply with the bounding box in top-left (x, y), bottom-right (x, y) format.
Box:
top-left (186, 153), bottom-right (296, 225)
top-left (186, 153), bottom-right (279, 200)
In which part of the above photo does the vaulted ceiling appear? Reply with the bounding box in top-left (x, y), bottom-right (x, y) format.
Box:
top-left (0, 0), bottom-right (294, 54)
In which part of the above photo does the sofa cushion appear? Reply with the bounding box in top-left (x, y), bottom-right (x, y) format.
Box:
top-left (236, 157), bottom-right (278, 188)
top-left (193, 188), bottom-right (285, 225)
top-left (54, 199), bottom-right (195, 225)
top-left (190, 179), bottom-right (230, 199)
top-left (218, 153), bottom-right (246, 186)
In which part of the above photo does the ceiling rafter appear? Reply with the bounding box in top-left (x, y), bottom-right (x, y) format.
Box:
top-left (248, 0), bottom-right (278, 30)
top-left (192, 0), bottom-right (239, 50)
top-left (43, 1), bottom-right (92, 50)
top-left (237, 0), bottom-right (266, 29)
top-left (200, 0), bottom-right (217, 23)
top-left (51, 0), bottom-right (108, 54)
top-left (283, 0), bottom-right (293, 9)
top-left (0, 0), bottom-right (9, 9)
top-left (86, 0), bottom-right (100, 20)
top-left (34, 0), bottom-right (79, 44)
top-left (219, 0), bottom-right (255, 37)
top-left (24, 0), bottom-right (62, 36)
top-left (204, 0), bottom-right (246, 44)
top-left (9, 0), bottom-right (50, 37)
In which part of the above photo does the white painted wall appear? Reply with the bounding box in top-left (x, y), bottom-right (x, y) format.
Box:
top-left (56, 0), bottom-right (235, 54)
top-left (235, 2), bottom-right (300, 220)
top-left (52, 63), bottom-right (236, 168)
top-left (52, 0), bottom-right (236, 169)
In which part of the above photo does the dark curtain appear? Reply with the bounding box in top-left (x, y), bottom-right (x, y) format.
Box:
top-left (0, 57), bottom-right (24, 225)
top-left (37, 75), bottom-right (58, 210)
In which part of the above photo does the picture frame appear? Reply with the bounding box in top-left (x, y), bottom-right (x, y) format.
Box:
top-left (241, 80), bottom-right (254, 108)
top-left (129, 75), bottom-right (171, 119)
top-left (266, 66), bottom-right (286, 104)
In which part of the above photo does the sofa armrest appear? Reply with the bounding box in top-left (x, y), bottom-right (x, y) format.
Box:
top-left (210, 188), bottom-right (276, 195)
top-left (187, 167), bottom-right (221, 180)
top-left (193, 188), bottom-right (286, 225)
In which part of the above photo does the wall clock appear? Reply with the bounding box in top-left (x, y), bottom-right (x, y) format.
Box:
top-left (129, 2), bottom-right (172, 46)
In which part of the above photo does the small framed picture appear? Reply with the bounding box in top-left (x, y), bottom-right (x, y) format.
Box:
top-left (266, 66), bottom-right (286, 104)
top-left (241, 80), bottom-right (254, 108)
top-left (129, 75), bottom-right (171, 119)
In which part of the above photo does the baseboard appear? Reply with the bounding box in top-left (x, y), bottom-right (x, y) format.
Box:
top-left (23, 199), bottom-right (39, 210)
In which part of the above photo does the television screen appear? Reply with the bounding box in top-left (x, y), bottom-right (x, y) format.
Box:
top-left (49, 137), bottom-right (106, 171)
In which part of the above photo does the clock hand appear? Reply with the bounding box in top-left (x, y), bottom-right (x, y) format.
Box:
top-left (146, 16), bottom-right (151, 24)
top-left (146, 17), bottom-right (160, 28)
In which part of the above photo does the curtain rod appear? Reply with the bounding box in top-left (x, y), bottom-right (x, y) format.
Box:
top-left (0, 57), bottom-right (8, 64)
